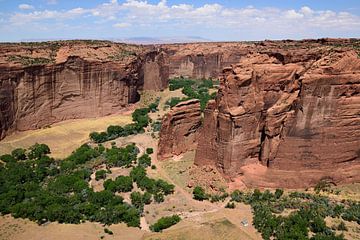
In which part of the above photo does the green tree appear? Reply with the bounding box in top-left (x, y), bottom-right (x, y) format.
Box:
top-left (28, 143), bottom-right (50, 160)
top-left (95, 170), bottom-right (107, 181)
top-left (193, 186), bottom-right (208, 201)
top-left (11, 148), bottom-right (27, 161)
top-left (150, 215), bottom-right (181, 232)
top-left (138, 154), bottom-right (151, 168)
top-left (146, 148), bottom-right (154, 154)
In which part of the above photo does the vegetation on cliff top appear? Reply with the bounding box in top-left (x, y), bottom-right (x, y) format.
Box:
top-left (7, 55), bottom-right (55, 66)
top-left (166, 77), bottom-right (218, 111)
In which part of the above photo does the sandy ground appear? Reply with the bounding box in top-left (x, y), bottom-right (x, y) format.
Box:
top-left (0, 215), bottom-right (145, 240)
top-left (0, 110), bottom-right (133, 159)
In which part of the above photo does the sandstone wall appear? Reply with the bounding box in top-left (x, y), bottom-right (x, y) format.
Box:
top-left (158, 99), bottom-right (202, 160)
top-left (0, 42), bottom-right (170, 140)
top-left (161, 43), bottom-right (249, 79)
top-left (194, 50), bottom-right (360, 188)
top-left (0, 57), bottom-right (141, 138)
top-left (141, 50), bottom-right (169, 91)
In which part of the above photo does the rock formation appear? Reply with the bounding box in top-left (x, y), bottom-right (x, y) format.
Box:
top-left (1, 39), bottom-right (360, 188)
top-left (158, 99), bottom-right (201, 160)
top-left (162, 42), bottom-right (249, 79)
top-left (0, 41), bottom-right (168, 139)
top-left (194, 48), bottom-right (360, 188)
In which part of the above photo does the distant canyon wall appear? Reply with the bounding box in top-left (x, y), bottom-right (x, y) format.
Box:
top-left (162, 42), bottom-right (248, 79)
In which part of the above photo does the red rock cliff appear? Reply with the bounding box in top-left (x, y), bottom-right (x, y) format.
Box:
top-left (158, 99), bottom-right (202, 160)
top-left (194, 47), bottom-right (360, 188)
top-left (161, 42), bottom-right (249, 79)
top-left (0, 41), bottom-right (168, 139)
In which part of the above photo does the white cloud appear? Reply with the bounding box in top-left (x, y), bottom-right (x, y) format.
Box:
top-left (113, 22), bottom-right (130, 28)
top-left (300, 6), bottom-right (314, 15)
top-left (18, 4), bottom-right (34, 10)
top-left (6, 0), bottom-right (360, 39)
top-left (285, 10), bottom-right (303, 19)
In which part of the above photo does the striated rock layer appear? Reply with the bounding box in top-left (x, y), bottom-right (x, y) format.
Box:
top-left (161, 42), bottom-right (249, 79)
top-left (158, 99), bottom-right (202, 160)
top-left (194, 48), bottom-right (360, 188)
top-left (0, 41), bottom-right (168, 139)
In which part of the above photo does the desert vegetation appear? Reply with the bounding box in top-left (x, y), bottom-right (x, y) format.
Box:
top-left (166, 78), bottom-right (217, 110)
top-left (190, 184), bottom-right (359, 240)
top-left (0, 141), bottom-right (175, 228)
top-left (7, 55), bottom-right (54, 66)
top-left (149, 215), bottom-right (181, 232)
top-left (229, 189), bottom-right (359, 240)
top-left (89, 99), bottom-right (159, 144)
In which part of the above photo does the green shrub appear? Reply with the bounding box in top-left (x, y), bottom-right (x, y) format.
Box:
top-left (11, 148), bottom-right (27, 161)
top-left (275, 189), bottom-right (284, 199)
top-left (151, 121), bottom-right (162, 132)
top-left (167, 78), bottom-right (217, 111)
top-left (148, 98), bottom-right (160, 112)
top-left (154, 192), bottom-right (165, 203)
top-left (0, 154), bottom-right (16, 163)
top-left (315, 180), bottom-right (331, 193)
top-left (230, 190), bottom-right (244, 202)
top-left (337, 221), bottom-right (348, 231)
top-left (193, 186), bottom-right (208, 201)
top-left (89, 107), bottom-right (152, 143)
top-left (105, 144), bottom-right (138, 167)
top-left (165, 97), bottom-right (189, 108)
top-left (150, 215), bottom-right (181, 232)
top-left (130, 166), bottom-right (146, 183)
top-left (225, 202), bottom-right (236, 209)
top-left (132, 108), bottom-right (150, 128)
top-left (104, 228), bottom-right (113, 235)
top-left (210, 192), bottom-right (228, 202)
top-left (138, 154), bottom-right (151, 168)
top-left (28, 143), bottom-right (51, 160)
top-left (66, 144), bottom-right (100, 165)
top-left (104, 176), bottom-right (133, 193)
top-left (169, 78), bottom-right (195, 91)
top-left (130, 191), bottom-right (152, 211)
top-left (95, 170), bottom-right (107, 181)
top-left (146, 148), bottom-right (154, 154)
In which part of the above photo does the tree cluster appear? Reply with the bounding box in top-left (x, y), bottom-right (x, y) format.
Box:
top-left (167, 78), bottom-right (217, 110)
top-left (150, 215), bottom-right (181, 232)
top-left (0, 142), bottom-right (175, 228)
top-left (229, 189), bottom-right (357, 240)
top-left (89, 104), bottom-right (156, 143)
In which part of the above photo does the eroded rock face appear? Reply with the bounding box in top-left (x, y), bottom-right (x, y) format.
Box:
top-left (0, 57), bottom-right (140, 138)
top-left (158, 99), bottom-right (202, 160)
top-left (194, 50), bottom-right (360, 188)
top-left (162, 42), bottom-right (249, 79)
top-left (0, 41), bottom-right (169, 139)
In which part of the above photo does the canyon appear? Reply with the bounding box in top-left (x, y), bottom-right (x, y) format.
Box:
top-left (0, 39), bottom-right (359, 188)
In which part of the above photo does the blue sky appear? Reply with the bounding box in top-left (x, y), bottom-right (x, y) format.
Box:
top-left (0, 0), bottom-right (359, 42)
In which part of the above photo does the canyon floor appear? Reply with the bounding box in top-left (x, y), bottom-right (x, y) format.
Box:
top-left (0, 88), bottom-right (359, 240)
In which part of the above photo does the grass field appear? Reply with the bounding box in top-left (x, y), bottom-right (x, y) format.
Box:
top-left (0, 113), bottom-right (133, 159)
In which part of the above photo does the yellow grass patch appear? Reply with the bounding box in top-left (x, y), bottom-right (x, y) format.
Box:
top-left (0, 113), bottom-right (132, 159)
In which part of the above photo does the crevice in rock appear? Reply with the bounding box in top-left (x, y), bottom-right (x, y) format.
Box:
top-left (258, 125), bottom-right (266, 163)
